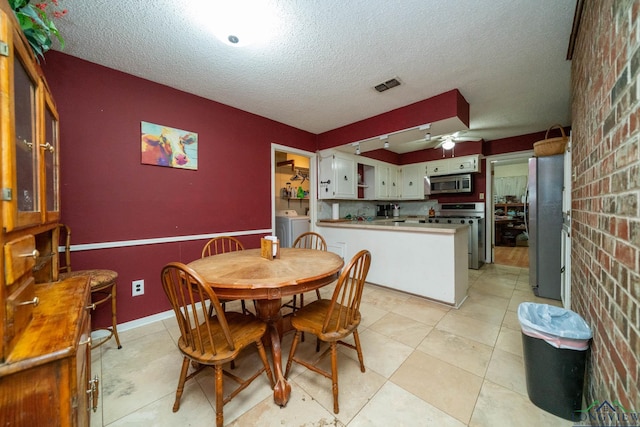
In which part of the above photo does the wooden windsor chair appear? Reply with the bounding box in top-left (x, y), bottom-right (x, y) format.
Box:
top-left (284, 249), bottom-right (371, 414)
top-left (58, 224), bottom-right (122, 349)
top-left (161, 262), bottom-right (274, 427)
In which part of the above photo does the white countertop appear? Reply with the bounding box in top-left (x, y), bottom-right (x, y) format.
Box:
top-left (316, 219), bottom-right (468, 234)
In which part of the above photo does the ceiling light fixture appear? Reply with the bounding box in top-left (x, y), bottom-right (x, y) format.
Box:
top-left (442, 138), bottom-right (456, 150)
top-left (355, 143), bottom-right (361, 155)
top-left (190, 0), bottom-right (279, 47)
top-left (380, 135), bottom-right (389, 149)
top-left (425, 133), bottom-right (431, 142)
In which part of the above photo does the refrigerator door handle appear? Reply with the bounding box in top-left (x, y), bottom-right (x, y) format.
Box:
top-left (524, 189), bottom-right (529, 235)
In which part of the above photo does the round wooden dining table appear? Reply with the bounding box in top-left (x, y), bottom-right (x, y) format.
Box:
top-left (187, 247), bottom-right (344, 406)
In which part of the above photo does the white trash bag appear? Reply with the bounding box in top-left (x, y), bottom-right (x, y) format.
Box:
top-left (518, 302), bottom-right (592, 350)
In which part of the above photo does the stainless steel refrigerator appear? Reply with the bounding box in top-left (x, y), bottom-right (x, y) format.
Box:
top-left (527, 155), bottom-right (564, 300)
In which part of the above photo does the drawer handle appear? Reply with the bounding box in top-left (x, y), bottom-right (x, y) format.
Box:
top-left (22, 139), bottom-right (33, 151)
top-left (19, 249), bottom-right (40, 259)
top-left (17, 297), bottom-right (39, 307)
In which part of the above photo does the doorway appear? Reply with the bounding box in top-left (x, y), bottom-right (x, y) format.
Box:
top-left (270, 144), bottom-right (317, 234)
top-left (484, 150), bottom-right (533, 266)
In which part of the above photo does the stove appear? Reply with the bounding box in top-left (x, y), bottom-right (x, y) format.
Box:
top-left (404, 215), bottom-right (427, 224)
top-left (430, 203), bottom-right (485, 269)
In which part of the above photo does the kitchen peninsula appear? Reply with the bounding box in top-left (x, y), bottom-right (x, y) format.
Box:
top-left (316, 220), bottom-right (469, 307)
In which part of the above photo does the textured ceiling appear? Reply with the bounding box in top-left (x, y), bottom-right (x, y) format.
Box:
top-left (52, 0), bottom-right (575, 149)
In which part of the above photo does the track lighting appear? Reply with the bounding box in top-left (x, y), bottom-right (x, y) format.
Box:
top-left (355, 144), bottom-right (361, 155)
top-left (425, 133), bottom-right (431, 142)
top-left (384, 140), bottom-right (389, 149)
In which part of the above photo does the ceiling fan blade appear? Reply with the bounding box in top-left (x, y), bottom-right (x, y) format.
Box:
top-left (454, 136), bottom-right (482, 142)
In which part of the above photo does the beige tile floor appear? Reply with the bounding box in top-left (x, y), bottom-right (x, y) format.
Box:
top-left (90, 263), bottom-right (575, 426)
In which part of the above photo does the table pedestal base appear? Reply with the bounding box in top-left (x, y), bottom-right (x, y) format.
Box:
top-left (256, 299), bottom-right (291, 406)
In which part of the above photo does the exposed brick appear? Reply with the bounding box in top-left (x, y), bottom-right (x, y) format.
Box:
top-left (629, 79), bottom-right (638, 105)
top-left (614, 140), bottom-right (638, 169)
top-left (616, 217), bottom-right (630, 239)
top-left (611, 170), bottom-right (628, 192)
top-left (632, 164), bottom-right (640, 189)
top-left (630, 220), bottom-right (640, 247)
top-left (618, 193), bottom-right (638, 215)
top-left (615, 242), bottom-right (635, 269)
top-left (604, 108), bottom-right (617, 136)
top-left (629, 49), bottom-right (640, 76)
top-left (630, 271), bottom-right (640, 304)
top-left (572, 0), bottom-right (640, 406)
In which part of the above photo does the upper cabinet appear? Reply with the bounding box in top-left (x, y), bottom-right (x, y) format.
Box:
top-left (1, 10), bottom-right (60, 232)
top-left (375, 163), bottom-right (399, 200)
top-left (317, 150), bottom-right (480, 200)
top-left (399, 163), bottom-right (425, 200)
top-left (425, 159), bottom-right (450, 176)
top-left (425, 154), bottom-right (481, 177)
top-left (450, 155), bottom-right (480, 174)
top-left (318, 151), bottom-right (356, 199)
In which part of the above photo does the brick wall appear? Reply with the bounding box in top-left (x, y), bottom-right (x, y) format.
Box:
top-left (571, 0), bottom-right (639, 411)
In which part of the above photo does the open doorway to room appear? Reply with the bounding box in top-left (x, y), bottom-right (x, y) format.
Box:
top-left (270, 144), bottom-right (316, 245)
top-left (484, 151), bottom-right (533, 267)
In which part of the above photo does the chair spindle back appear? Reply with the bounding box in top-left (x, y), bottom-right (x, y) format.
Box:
top-left (293, 232), bottom-right (327, 251)
top-left (322, 250), bottom-right (371, 334)
top-left (161, 262), bottom-right (234, 356)
top-left (201, 236), bottom-right (245, 258)
top-left (58, 224), bottom-right (72, 274)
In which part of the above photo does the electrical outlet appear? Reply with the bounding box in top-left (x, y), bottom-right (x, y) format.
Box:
top-left (132, 279), bottom-right (144, 296)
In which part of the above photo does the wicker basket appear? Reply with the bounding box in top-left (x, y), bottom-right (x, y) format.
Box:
top-left (533, 124), bottom-right (568, 156)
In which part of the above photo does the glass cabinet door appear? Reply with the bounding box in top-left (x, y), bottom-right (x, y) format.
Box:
top-left (43, 93), bottom-right (60, 219)
top-left (14, 56), bottom-right (38, 214)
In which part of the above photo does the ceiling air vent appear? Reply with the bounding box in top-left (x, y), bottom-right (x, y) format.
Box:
top-left (374, 77), bottom-right (401, 92)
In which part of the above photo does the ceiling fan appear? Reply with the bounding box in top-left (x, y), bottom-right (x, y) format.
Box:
top-left (432, 131), bottom-right (482, 151)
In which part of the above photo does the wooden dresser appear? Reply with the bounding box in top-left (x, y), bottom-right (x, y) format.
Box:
top-left (0, 2), bottom-right (96, 425)
top-left (0, 276), bottom-right (96, 426)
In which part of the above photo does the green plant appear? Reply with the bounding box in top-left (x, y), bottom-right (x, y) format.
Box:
top-left (9, 0), bottom-right (67, 61)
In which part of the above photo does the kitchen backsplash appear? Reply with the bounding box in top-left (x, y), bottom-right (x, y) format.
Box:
top-left (318, 199), bottom-right (439, 220)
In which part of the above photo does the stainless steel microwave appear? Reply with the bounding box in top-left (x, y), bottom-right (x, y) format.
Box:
top-left (425, 174), bottom-right (472, 195)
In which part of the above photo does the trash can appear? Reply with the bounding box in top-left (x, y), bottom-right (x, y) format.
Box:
top-left (518, 302), bottom-right (592, 421)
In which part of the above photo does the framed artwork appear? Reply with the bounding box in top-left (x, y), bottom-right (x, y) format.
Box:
top-left (141, 121), bottom-right (198, 170)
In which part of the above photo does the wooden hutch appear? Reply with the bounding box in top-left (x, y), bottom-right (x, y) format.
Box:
top-left (0, 2), bottom-right (96, 425)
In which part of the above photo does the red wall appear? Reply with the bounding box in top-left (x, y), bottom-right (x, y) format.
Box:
top-left (41, 52), bottom-right (316, 325)
top-left (40, 52), bottom-right (554, 326)
top-left (317, 89), bottom-right (469, 150)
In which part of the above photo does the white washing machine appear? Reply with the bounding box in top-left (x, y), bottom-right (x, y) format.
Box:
top-left (275, 210), bottom-right (310, 248)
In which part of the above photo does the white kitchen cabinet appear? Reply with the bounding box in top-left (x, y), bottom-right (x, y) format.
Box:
top-left (425, 154), bottom-right (481, 176)
top-left (399, 163), bottom-right (425, 200)
top-left (375, 163), bottom-right (398, 199)
top-left (318, 151), bottom-right (356, 199)
top-left (425, 159), bottom-right (450, 176)
top-left (450, 155), bottom-right (481, 174)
